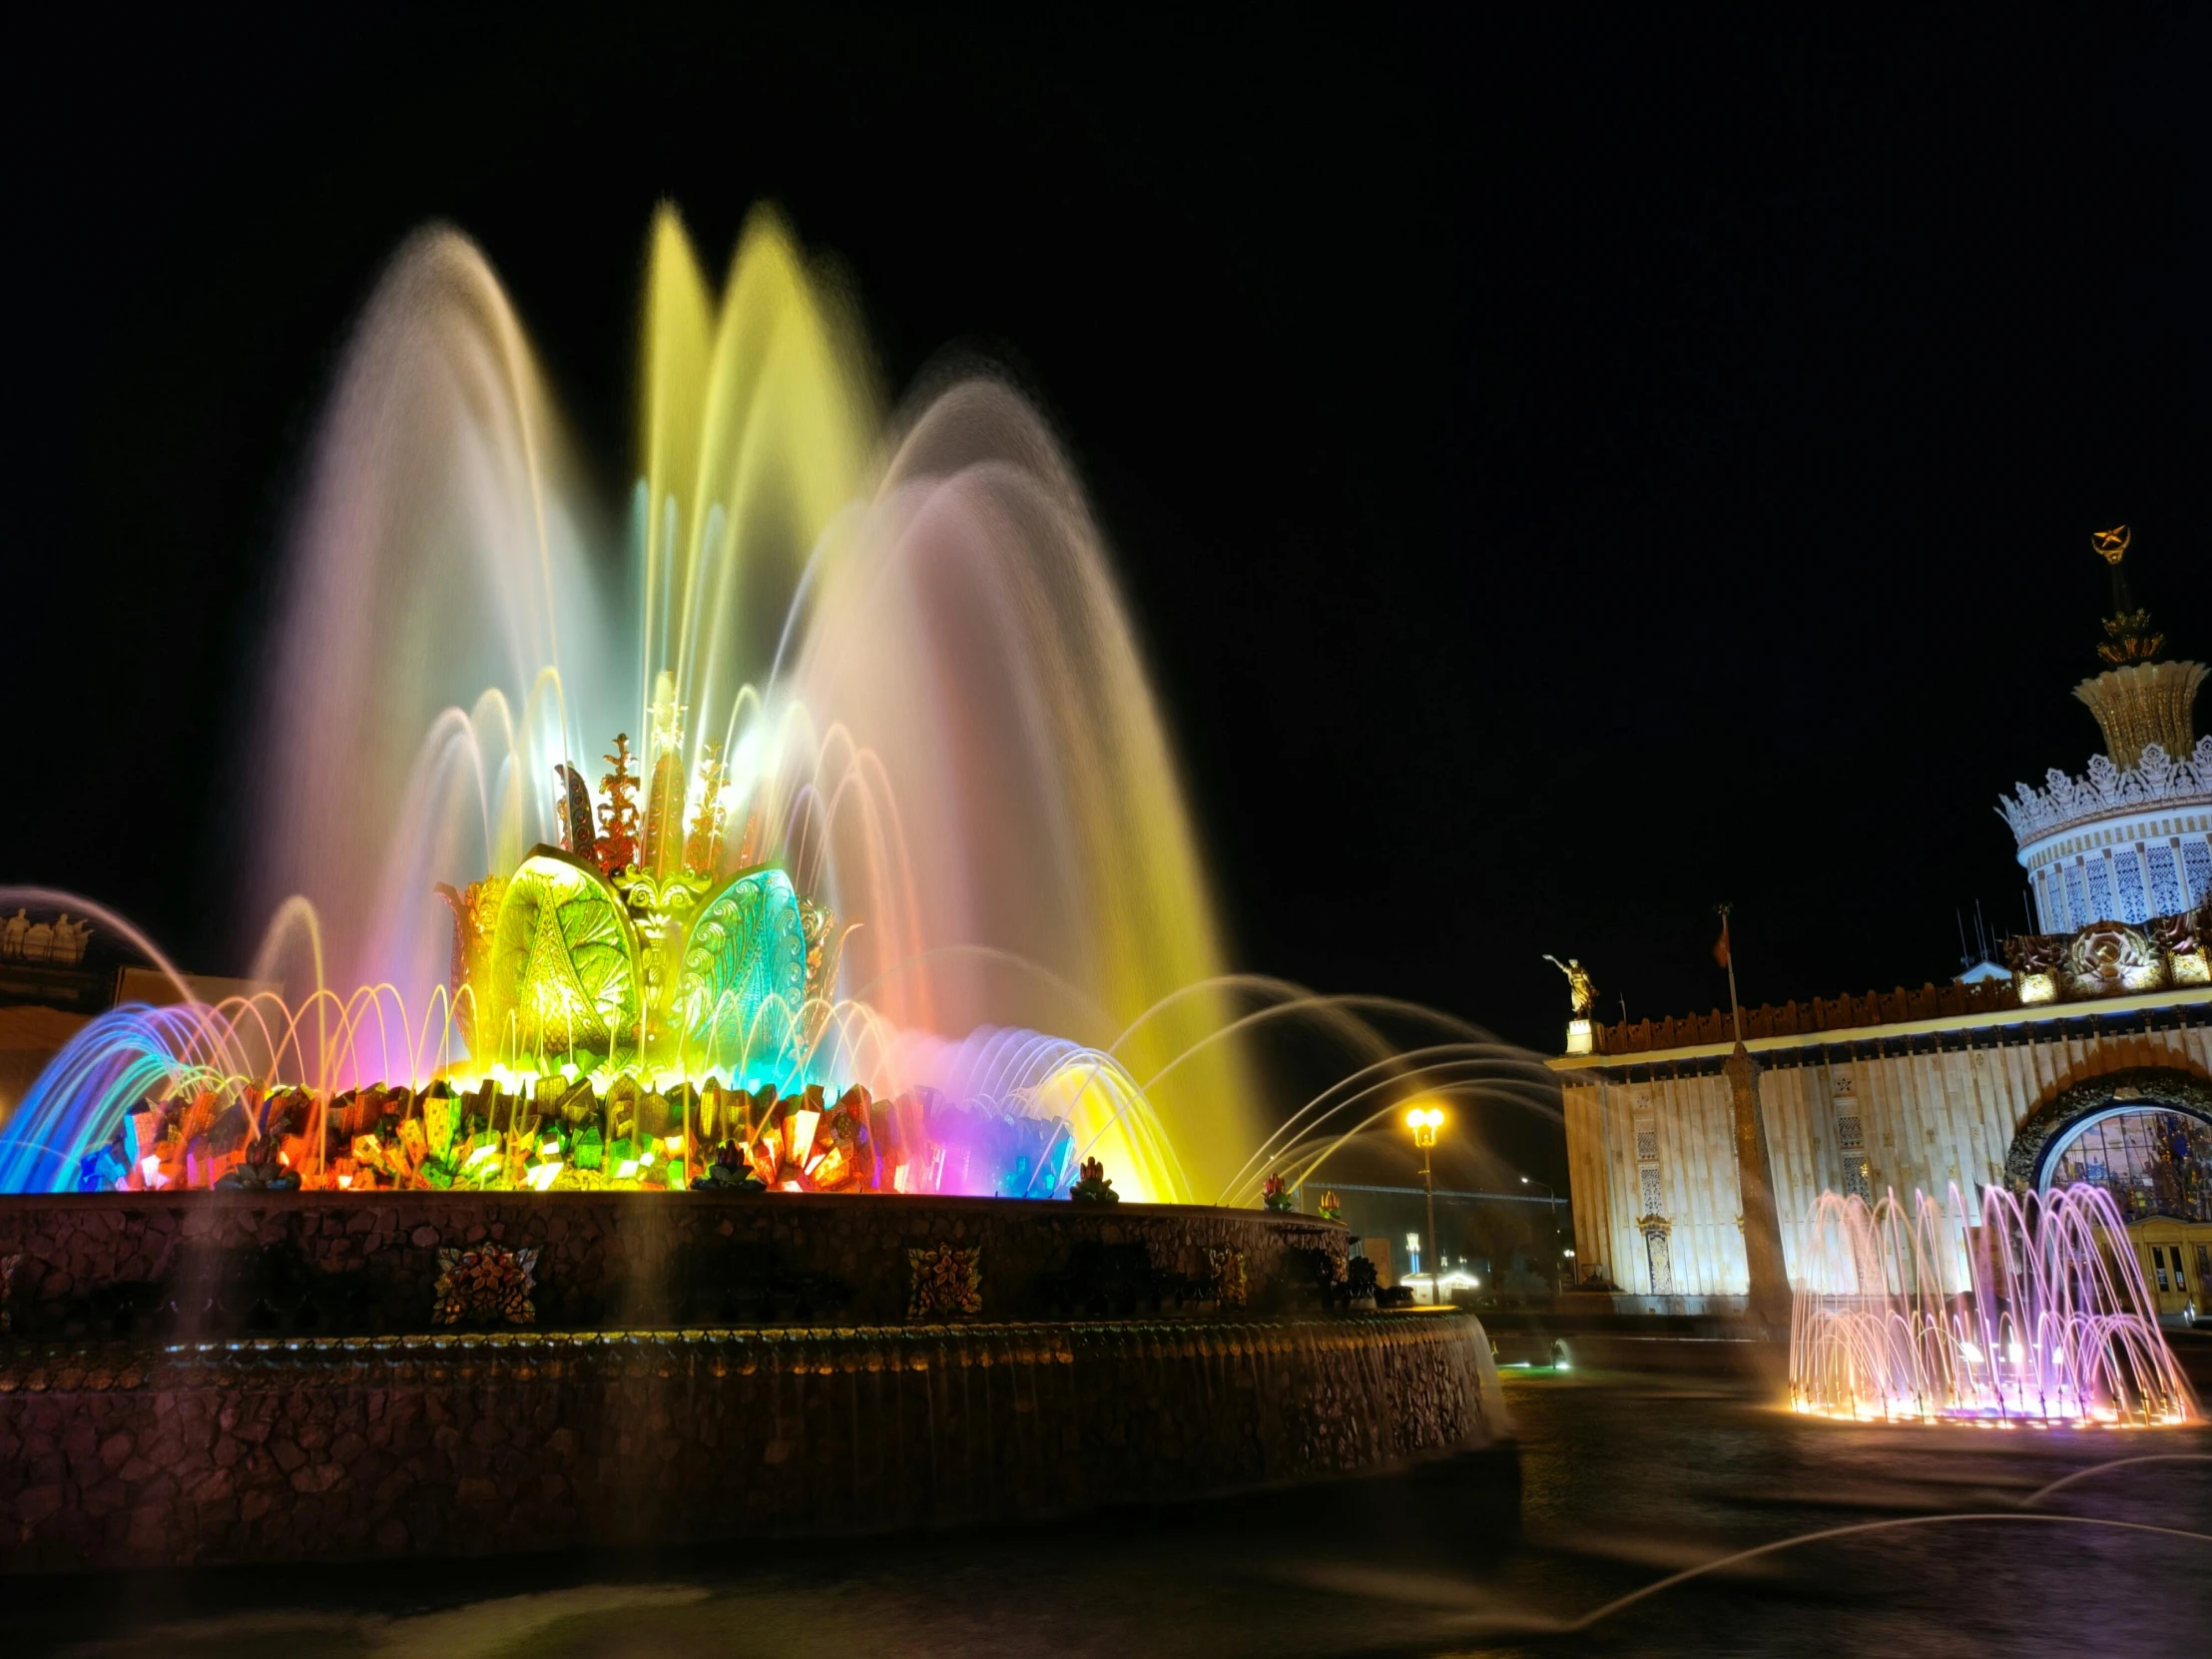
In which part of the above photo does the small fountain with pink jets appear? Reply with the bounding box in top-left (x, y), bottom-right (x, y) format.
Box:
top-left (1790, 1182), bottom-right (2197, 1426)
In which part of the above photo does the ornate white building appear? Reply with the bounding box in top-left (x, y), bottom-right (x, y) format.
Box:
top-left (1555, 535), bottom-right (2212, 1324)
top-left (2003, 692), bottom-right (2212, 936)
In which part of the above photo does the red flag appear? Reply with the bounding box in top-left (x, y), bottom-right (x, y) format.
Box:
top-left (1713, 914), bottom-right (1731, 968)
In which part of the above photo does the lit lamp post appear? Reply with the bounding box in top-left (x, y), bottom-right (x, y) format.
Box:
top-left (1405, 1104), bottom-right (1444, 1302)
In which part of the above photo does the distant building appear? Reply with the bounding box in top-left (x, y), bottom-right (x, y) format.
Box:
top-left (0, 920), bottom-right (269, 1134)
top-left (1554, 535), bottom-right (2212, 1324)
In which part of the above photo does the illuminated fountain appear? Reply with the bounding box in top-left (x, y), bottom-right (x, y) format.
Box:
top-left (0, 206), bottom-right (1524, 1573)
top-left (0, 206), bottom-right (1250, 1203)
top-left (1789, 1183), bottom-right (2196, 1426)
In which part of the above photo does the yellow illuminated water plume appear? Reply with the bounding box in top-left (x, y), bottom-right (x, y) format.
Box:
top-left (209, 201), bottom-right (1260, 1205)
top-left (621, 205), bottom-right (1255, 1197)
top-left (640, 206), bottom-right (873, 769)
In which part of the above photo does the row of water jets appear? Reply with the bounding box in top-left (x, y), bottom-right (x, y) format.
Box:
top-left (0, 876), bottom-right (1560, 1203)
top-left (1789, 1182), bottom-right (2196, 1426)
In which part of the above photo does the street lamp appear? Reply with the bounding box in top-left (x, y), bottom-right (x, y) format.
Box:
top-left (1405, 1104), bottom-right (1444, 1302)
top-left (1521, 1174), bottom-right (1565, 1292)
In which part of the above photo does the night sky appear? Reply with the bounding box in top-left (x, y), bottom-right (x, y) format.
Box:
top-left (7, 13), bottom-right (2207, 1185)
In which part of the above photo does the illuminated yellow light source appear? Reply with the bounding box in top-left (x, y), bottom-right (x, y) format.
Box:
top-left (2018, 972), bottom-right (2057, 1005)
top-left (2171, 951), bottom-right (2209, 986)
top-left (1403, 1104), bottom-right (1444, 1148)
top-left (1566, 1017), bottom-right (1593, 1056)
top-left (664, 1134), bottom-right (685, 1153)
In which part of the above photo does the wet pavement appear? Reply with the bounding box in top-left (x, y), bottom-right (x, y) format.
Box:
top-left (5, 1366), bottom-right (2207, 1657)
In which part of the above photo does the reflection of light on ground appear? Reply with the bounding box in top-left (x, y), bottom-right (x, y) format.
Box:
top-left (23, 1371), bottom-right (2203, 1656)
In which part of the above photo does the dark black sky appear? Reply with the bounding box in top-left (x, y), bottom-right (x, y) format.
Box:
top-left (6, 9), bottom-right (2207, 1113)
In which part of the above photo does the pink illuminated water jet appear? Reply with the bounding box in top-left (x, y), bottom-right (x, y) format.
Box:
top-left (1789, 1182), bottom-right (2196, 1426)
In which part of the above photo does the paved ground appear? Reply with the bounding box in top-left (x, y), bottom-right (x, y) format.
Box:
top-left (5, 1366), bottom-right (2207, 1656)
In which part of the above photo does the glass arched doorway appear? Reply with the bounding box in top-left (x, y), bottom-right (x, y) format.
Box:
top-left (2040, 1104), bottom-right (2212, 1224)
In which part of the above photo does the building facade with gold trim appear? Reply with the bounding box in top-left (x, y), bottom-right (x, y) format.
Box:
top-left (1554, 533), bottom-right (2212, 1323)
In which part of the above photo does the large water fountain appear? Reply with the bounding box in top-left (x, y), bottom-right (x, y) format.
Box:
top-left (0, 207), bottom-right (1260, 1205)
top-left (1789, 1182), bottom-right (2196, 1426)
top-left (0, 207), bottom-right (1518, 1570)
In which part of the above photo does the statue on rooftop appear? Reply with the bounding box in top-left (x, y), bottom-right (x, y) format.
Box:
top-left (49, 914), bottom-right (92, 966)
top-left (1543, 954), bottom-right (1598, 1018)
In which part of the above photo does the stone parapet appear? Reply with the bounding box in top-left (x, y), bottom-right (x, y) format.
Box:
top-left (0, 1313), bottom-right (1504, 1569)
top-left (0, 1191), bottom-right (1352, 1337)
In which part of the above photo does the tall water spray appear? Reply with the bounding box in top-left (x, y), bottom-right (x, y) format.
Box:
top-left (238, 205), bottom-right (1253, 1197)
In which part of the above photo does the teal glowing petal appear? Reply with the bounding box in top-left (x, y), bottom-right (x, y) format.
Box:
top-left (676, 867), bottom-right (809, 1074)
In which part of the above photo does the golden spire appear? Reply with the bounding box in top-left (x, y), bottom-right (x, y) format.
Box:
top-left (2090, 523), bottom-right (2163, 668)
top-left (2073, 524), bottom-right (2200, 768)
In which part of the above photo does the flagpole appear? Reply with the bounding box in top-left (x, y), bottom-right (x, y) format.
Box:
top-left (1715, 899), bottom-right (1788, 1328)
top-left (1718, 901), bottom-right (1742, 1043)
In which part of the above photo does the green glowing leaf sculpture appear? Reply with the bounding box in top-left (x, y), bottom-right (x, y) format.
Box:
top-left (674, 867), bottom-right (809, 1075)
top-left (482, 848), bottom-right (643, 1072)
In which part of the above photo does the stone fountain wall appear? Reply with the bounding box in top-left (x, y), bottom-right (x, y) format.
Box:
top-left (0, 1191), bottom-right (1350, 1333)
top-left (0, 1195), bottom-right (1507, 1569)
top-left (0, 1314), bottom-right (1502, 1570)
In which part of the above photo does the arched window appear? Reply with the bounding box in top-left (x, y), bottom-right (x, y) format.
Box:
top-left (2042, 1105), bottom-right (2212, 1224)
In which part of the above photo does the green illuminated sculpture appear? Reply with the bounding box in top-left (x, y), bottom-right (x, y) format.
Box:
top-left (442, 678), bottom-right (831, 1080)
top-left (482, 849), bottom-right (644, 1073)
